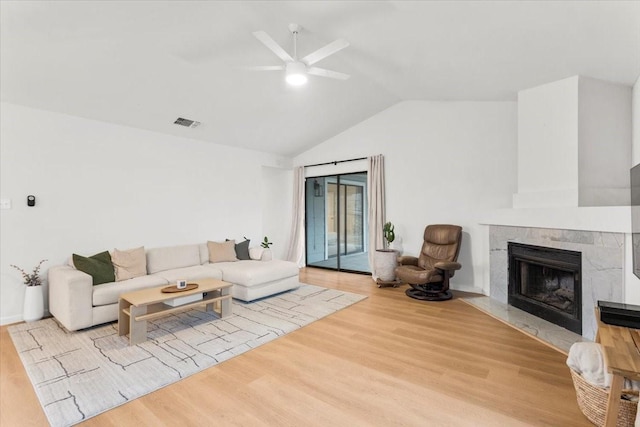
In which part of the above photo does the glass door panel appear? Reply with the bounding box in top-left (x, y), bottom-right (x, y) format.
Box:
top-left (327, 182), bottom-right (338, 259)
top-left (344, 184), bottom-right (364, 255)
top-left (305, 176), bottom-right (337, 269)
top-left (338, 183), bottom-right (346, 256)
top-left (305, 173), bottom-right (369, 273)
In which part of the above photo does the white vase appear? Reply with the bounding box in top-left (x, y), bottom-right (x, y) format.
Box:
top-left (23, 286), bottom-right (44, 322)
top-left (262, 249), bottom-right (273, 261)
top-left (374, 249), bottom-right (398, 281)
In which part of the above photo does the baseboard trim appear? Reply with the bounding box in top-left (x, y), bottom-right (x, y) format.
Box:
top-left (452, 285), bottom-right (485, 295)
top-left (1, 309), bottom-right (51, 327)
top-left (0, 314), bottom-right (24, 326)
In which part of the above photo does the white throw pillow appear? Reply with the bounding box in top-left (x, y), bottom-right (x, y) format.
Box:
top-left (249, 247), bottom-right (264, 261)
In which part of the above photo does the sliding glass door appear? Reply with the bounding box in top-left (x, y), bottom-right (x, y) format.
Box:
top-left (305, 173), bottom-right (369, 273)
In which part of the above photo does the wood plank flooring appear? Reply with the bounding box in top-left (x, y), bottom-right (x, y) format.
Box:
top-left (0, 268), bottom-right (590, 426)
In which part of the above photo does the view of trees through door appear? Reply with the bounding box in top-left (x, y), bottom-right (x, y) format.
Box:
top-left (305, 172), bottom-right (369, 273)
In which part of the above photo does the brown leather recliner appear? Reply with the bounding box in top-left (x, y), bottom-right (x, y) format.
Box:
top-left (395, 224), bottom-right (462, 301)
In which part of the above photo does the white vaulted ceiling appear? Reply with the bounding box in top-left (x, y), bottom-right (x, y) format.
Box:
top-left (1, 1), bottom-right (639, 156)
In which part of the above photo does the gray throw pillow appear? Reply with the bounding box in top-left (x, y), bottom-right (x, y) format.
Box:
top-left (235, 239), bottom-right (251, 260)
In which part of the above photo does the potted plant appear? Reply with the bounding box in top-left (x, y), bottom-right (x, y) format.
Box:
top-left (385, 221), bottom-right (403, 252)
top-left (383, 222), bottom-right (395, 249)
top-left (375, 222), bottom-right (398, 282)
top-left (11, 259), bottom-right (47, 322)
top-left (260, 236), bottom-right (273, 261)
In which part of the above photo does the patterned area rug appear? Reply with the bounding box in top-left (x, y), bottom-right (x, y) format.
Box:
top-left (9, 284), bottom-right (366, 427)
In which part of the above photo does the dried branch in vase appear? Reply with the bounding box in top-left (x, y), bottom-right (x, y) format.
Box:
top-left (10, 259), bottom-right (47, 286)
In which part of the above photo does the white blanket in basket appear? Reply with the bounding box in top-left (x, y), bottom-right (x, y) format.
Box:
top-left (566, 342), bottom-right (640, 426)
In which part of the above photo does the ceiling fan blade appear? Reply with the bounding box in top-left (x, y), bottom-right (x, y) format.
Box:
top-left (252, 31), bottom-right (293, 63)
top-left (302, 39), bottom-right (349, 66)
top-left (308, 67), bottom-right (350, 80)
top-left (241, 65), bottom-right (285, 71)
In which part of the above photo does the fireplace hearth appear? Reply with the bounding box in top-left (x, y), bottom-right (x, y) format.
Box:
top-left (508, 242), bottom-right (582, 334)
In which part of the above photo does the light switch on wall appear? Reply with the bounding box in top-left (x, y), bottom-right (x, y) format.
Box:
top-left (0, 199), bottom-right (11, 209)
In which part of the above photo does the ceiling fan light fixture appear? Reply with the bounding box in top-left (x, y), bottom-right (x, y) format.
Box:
top-left (252, 25), bottom-right (349, 85)
top-left (285, 61), bottom-right (308, 86)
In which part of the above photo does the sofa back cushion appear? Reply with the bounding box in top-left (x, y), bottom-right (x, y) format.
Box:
top-left (199, 243), bottom-right (209, 265)
top-left (146, 244), bottom-right (201, 274)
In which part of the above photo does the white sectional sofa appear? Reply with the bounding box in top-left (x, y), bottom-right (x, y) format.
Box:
top-left (48, 242), bottom-right (300, 332)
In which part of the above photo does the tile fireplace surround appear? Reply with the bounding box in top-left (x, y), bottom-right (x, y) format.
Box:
top-left (489, 225), bottom-right (624, 340)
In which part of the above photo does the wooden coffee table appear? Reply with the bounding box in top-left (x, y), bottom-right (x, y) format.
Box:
top-left (118, 278), bottom-right (233, 345)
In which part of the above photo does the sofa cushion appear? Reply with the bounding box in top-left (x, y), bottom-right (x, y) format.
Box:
top-left (215, 260), bottom-right (299, 287)
top-left (151, 265), bottom-right (223, 283)
top-left (73, 251), bottom-right (115, 285)
top-left (208, 240), bottom-right (238, 263)
top-left (146, 244), bottom-right (200, 274)
top-left (92, 275), bottom-right (168, 306)
top-left (112, 246), bottom-right (146, 281)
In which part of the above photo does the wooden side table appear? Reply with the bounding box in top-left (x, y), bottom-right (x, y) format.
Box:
top-left (595, 307), bottom-right (640, 427)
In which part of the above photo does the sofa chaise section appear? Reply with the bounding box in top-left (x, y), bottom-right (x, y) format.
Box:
top-left (214, 260), bottom-right (301, 301)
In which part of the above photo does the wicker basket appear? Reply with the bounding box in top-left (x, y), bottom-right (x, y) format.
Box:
top-left (570, 369), bottom-right (638, 426)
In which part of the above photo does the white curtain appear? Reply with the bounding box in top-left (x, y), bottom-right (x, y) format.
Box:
top-left (286, 166), bottom-right (306, 267)
top-left (367, 155), bottom-right (385, 279)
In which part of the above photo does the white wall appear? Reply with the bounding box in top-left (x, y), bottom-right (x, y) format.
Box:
top-left (626, 75), bottom-right (640, 304)
top-left (633, 75), bottom-right (640, 166)
top-left (515, 76), bottom-right (579, 207)
top-left (0, 102), bottom-right (290, 324)
top-left (261, 166), bottom-right (293, 261)
top-left (578, 77), bottom-right (632, 206)
top-left (294, 101), bottom-right (518, 294)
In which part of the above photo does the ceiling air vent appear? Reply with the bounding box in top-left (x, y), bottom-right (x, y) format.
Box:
top-left (173, 117), bottom-right (201, 128)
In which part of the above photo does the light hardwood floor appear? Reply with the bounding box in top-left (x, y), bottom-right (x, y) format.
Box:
top-left (0, 268), bottom-right (590, 426)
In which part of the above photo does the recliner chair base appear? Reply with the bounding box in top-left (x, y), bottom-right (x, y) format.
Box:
top-left (405, 287), bottom-right (453, 301)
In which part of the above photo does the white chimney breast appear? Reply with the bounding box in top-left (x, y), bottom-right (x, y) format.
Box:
top-left (578, 76), bottom-right (632, 206)
top-left (516, 76), bottom-right (579, 208)
top-left (514, 75), bottom-right (631, 209)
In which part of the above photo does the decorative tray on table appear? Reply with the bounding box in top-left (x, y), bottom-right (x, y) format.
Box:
top-left (161, 283), bottom-right (199, 293)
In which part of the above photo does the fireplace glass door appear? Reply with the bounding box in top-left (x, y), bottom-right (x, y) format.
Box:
top-left (518, 264), bottom-right (576, 316)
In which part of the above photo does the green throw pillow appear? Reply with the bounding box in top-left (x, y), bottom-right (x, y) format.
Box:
top-left (73, 251), bottom-right (115, 285)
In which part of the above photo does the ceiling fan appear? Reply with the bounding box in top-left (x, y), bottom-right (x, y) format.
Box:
top-left (249, 24), bottom-right (350, 86)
